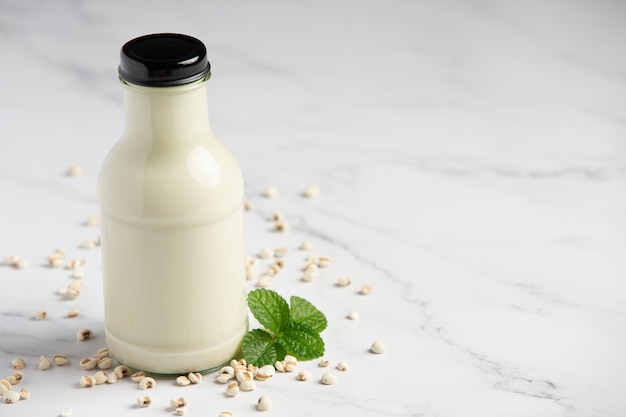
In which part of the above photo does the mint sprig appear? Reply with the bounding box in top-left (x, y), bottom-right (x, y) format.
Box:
top-left (247, 287), bottom-right (290, 333)
top-left (242, 289), bottom-right (326, 367)
top-left (276, 322), bottom-right (324, 360)
top-left (289, 295), bottom-right (327, 333)
top-left (241, 329), bottom-right (286, 367)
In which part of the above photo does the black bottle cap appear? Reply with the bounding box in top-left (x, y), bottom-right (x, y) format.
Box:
top-left (118, 33), bottom-right (211, 87)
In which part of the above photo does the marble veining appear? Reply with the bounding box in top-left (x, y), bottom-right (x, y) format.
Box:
top-left (1, 0), bottom-right (625, 416)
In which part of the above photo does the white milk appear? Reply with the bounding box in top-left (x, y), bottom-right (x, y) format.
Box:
top-left (97, 79), bottom-right (248, 374)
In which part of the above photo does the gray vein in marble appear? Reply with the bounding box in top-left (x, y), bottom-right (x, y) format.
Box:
top-left (0, 169), bottom-right (97, 204)
top-left (277, 381), bottom-right (423, 417)
top-left (292, 211), bottom-right (452, 340)
top-left (292, 213), bottom-right (430, 295)
top-left (0, 9), bottom-right (120, 105)
top-left (436, 328), bottom-right (573, 413)
top-left (465, 0), bottom-right (626, 81)
top-left (507, 282), bottom-right (579, 309)
top-left (403, 158), bottom-right (616, 181)
top-left (280, 202), bottom-right (587, 414)
top-left (244, 203), bottom-right (438, 332)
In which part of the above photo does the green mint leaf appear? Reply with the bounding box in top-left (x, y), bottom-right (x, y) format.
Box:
top-left (241, 329), bottom-right (286, 367)
top-left (290, 295), bottom-right (327, 333)
top-left (276, 322), bottom-right (325, 360)
top-left (248, 288), bottom-right (290, 334)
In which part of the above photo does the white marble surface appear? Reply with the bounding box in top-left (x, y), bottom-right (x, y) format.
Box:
top-left (1, 0), bottom-right (625, 416)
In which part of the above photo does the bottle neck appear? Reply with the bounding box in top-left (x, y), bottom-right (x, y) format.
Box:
top-left (122, 79), bottom-right (212, 144)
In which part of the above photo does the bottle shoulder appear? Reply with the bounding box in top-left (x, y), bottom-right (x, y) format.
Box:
top-left (97, 135), bottom-right (243, 222)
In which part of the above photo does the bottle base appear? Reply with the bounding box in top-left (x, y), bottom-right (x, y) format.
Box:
top-left (104, 324), bottom-right (247, 375)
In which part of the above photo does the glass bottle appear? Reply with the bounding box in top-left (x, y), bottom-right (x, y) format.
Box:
top-left (97, 33), bottom-right (248, 374)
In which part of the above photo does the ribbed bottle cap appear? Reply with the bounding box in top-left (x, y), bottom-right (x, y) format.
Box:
top-left (118, 33), bottom-right (211, 87)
